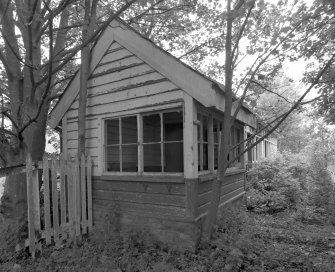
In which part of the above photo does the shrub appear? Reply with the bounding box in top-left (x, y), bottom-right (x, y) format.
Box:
top-left (246, 153), bottom-right (304, 214)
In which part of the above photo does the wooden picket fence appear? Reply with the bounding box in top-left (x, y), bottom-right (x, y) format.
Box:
top-left (21, 153), bottom-right (93, 258)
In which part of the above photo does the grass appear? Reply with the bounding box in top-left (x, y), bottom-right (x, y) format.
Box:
top-left (0, 204), bottom-right (334, 272)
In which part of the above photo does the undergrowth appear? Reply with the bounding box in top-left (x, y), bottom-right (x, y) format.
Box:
top-left (0, 203), bottom-right (334, 272)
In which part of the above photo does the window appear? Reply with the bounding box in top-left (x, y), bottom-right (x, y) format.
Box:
top-left (213, 119), bottom-right (222, 170)
top-left (105, 116), bottom-right (138, 172)
top-left (105, 109), bottom-right (183, 174)
top-left (198, 113), bottom-right (209, 171)
top-left (228, 125), bottom-right (242, 167)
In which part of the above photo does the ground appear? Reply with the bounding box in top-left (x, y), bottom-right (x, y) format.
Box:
top-left (0, 205), bottom-right (334, 272)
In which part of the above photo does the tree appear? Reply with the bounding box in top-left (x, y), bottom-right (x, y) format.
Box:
top-left (0, 0), bottom-right (140, 237)
top-left (250, 72), bottom-right (309, 153)
top-left (202, 0), bottom-right (335, 239)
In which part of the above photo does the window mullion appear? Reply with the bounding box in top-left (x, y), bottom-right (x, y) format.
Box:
top-left (199, 115), bottom-right (204, 171)
top-left (138, 114), bottom-right (143, 174)
top-left (160, 112), bottom-right (164, 173)
top-left (119, 117), bottom-right (122, 172)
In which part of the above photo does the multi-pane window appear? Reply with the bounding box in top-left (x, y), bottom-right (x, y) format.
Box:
top-left (105, 116), bottom-right (138, 172)
top-left (143, 111), bottom-right (183, 172)
top-left (213, 119), bottom-right (222, 170)
top-left (198, 113), bottom-right (209, 171)
top-left (229, 125), bottom-right (242, 166)
top-left (105, 109), bottom-right (183, 174)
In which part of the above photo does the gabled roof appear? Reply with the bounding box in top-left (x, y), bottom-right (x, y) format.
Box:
top-left (49, 18), bottom-right (255, 128)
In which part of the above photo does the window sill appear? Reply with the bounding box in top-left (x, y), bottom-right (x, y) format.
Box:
top-left (100, 173), bottom-right (185, 183)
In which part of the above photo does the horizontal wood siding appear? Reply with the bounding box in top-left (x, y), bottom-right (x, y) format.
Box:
top-left (92, 177), bottom-right (186, 219)
top-left (197, 171), bottom-right (245, 216)
top-left (64, 42), bottom-right (185, 177)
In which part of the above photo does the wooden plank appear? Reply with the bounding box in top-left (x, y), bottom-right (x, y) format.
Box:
top-left (66, 90), bottom-right (184, 119)
top-left (88, 72), bottom-right (164, 96)
top-left (67, 154), bottom-right (75, 240)
top-left (183, 94), bottom-right (197, 178)
top-left (43, 155), bottom-right (52, 245)
top-left (87, 155), bottom-right (93, 231)
top-left (99, 48), bottom-right (133, 65)
top-left (49, 25), bottom-right (115, 129)
top-left (80, 154), bottom-right (87, 234)
top-left (93, 190), bottom-right (185, 207)
top-left (71, 80), bottom-right (178, 109)
top-left (107, 41), bottom-right (123, 51)
top-left (185, 178), bottom-right (198, 217)
top-left (93, 200), bottom-right (186, 217)
top-left (26, 154), bottom-right (36, 257)
top-left (74, 155), bottom-right (81, 236)
top-left (111, 20), bottom-right (217, 108)
top-left (198, 178), bottom-right (214, 195)
top-left (88, 63), bottom-right (154, 88)
top-left (93, 179), bottom-right (185, 195)
top-left (93, 55), bottom-right (144, 76)
top-left (221, 180), bottom-right (245, 196)
top-left (98, 174), bottom-right (184, 184)
top-left (59, 154), bottom-right (67, 238)
top-left (51, 157), bottom-right (60, 243)
top-left (32, 166), bottom-right (41, 239)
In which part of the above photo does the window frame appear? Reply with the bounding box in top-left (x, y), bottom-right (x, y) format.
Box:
top-left (103, 107), bottom-right (184, 176)
top-left (196, 105), bottom-right (245, 175)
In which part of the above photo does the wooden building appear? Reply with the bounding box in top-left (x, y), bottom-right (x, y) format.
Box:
top-left (49, 19), bottom-right (273, 249)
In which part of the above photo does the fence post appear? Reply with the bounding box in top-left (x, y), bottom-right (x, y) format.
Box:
top-left (67, 154), bottom-right (76, 240)
top-left (80, 154), bottom-right (87, 234)
top-left (74, 155), bottom-right (81, 237)
top-left (59, 154), bottom-right (67, 239)
top-left (87, 155), bottom-right (93, 231)
top-left (51, 156), bottom-right (60, 244)
top-left (43, 155), bottom-right (52, 245)
top-left (26, 154), bottom-right (36, 258)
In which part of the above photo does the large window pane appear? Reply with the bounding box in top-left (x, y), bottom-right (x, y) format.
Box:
top-left (143, 143), bottom-right (161, 172)
top-left (122, 145), bottom-right (138, 172)
top-left (106, 119), bottom-right (119, 145)
top-left (203, 116), bottom-right (208, 142)
top-left (143, 114), bottom-right (161, 143)
top-left (106, 146), bottom-right (120, 171)
top-left (163, 111), bottom-right (183, 141)
top-left (203, 143), bottom-right (208, 170)
top-left (164, 142), bottom-right (183, 172)
top-left (214, 145), bottom-right (218, 170)
top-left (122, 116), bottom-right (137, 144)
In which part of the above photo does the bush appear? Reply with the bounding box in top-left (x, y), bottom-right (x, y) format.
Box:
top-left (246, 153), bottom-right (305, 214)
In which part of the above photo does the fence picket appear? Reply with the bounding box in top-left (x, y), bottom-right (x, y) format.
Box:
top-left (74, 155), bottom-right (81, 236)
top-left (26, 154), bottom-right (36, 258)
top-left (59, 154), bottom-right (67, 238)
top-left (51, 157), bottom-right (60, 243)
top-left (15, 153), bottom-right (92, 256)
top-left (43, 155), bottom-right (51, 245)
top-left (80, 154), bottom-right (87, 234)
top-left (87, 155), bottom-right (93, 231)
top-left (67, 154), bottom-right (75, 240)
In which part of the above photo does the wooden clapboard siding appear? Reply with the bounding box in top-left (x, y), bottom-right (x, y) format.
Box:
top-left (67, 90), bottom-right (184, 120)
top-left (71, 80), bottom-right (178, 109)
top-left (92, 177), bottom-right (186, 218)
top-left (196, 171), bottom-right (245, 216)
top-left (88, 72), bottom-right (165, 96)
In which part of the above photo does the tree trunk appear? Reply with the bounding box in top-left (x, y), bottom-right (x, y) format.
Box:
top-left (78, 0), bottom-right (98, 156)
top-left (202, 0), bottom-right (234, 240)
